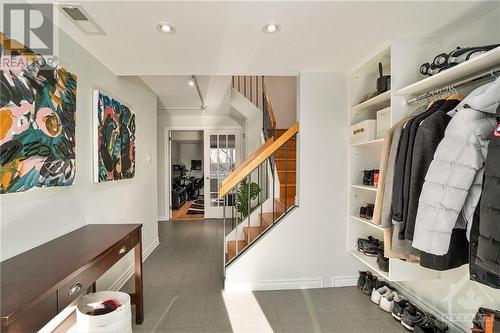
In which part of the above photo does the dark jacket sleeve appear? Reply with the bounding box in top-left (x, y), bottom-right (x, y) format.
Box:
top-left (405, 110), bottom-right (452, 240)
top-left (391, 121), bottom-right (411, 224)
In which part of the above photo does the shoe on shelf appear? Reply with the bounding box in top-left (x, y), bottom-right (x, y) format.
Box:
top-left (402, 303), bottom-right (426, 331)
top-left (357, 236), bottom-right (382, 256)
top-left (362, 273), bottom-right (378, 296)
top-left (414, 314), bottom-right (448, 333)
top-left (360, 206), bottom-right (368, 219)
top-left (380, 291), bottom-right (398, 313)
top-left (371, 286), bottom-right (392, 305)
top-left (392, 295), bottom-right (409, 321)
top-left (357, 236), bottom-right (380, 254)
top-left (366, 203), bottom-right (375, 219)
top-left (377, 250), bottom-right (389, 272)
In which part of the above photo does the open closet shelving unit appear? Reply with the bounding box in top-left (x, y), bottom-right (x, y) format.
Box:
top-left (347, 39), bottom-right (500, 281)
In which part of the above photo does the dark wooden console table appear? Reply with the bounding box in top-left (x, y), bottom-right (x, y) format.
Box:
top-left (0, 224), bottom-right (144, 333)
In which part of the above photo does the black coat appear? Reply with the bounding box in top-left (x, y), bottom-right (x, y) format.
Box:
top-left (470, 204), bottom-right (500, 289)
top-left (404, 99), bottom-right (460, 240)
top-left (476, 122), bottom-right (500, 276)
top-left (391, 100), bottom-right (445, 229)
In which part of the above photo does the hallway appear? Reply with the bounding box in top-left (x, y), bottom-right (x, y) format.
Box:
top-left (122, 220), bottom-right (406, 333)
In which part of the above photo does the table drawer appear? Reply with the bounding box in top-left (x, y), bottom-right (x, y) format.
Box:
top-left (57, 236), bottom-right (131, 311)
top-left (129, 229), bottom-right (140, 248)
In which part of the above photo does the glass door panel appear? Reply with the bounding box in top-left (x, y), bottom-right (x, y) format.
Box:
top-left (204, 131), bottom-right (241, 218)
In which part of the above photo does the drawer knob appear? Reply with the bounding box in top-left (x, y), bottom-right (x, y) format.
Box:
top-left (119, 246), bottom-right (127, 255)
top-left (69, 282), bottom-right (82, 296)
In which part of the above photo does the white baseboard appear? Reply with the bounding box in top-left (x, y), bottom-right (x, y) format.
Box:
top-left (331, 276), bottom-right (358, 287)
top-left (393, 282), bottom-right (467, 333)
top-left (109, 237), bottom-right (160, 292)
top-left (225, 277), bottom-right (324, 292)
top-left (158, 216), bottom-right (169, 221)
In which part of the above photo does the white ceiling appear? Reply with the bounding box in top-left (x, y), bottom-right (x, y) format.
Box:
top-left (140, 75), bottom-right (232, 115)
top-left (59, 1), bottom-right (499, 76)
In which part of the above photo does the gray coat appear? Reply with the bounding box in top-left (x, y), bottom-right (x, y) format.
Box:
top-left (412, 78), bottom-right (500, 255)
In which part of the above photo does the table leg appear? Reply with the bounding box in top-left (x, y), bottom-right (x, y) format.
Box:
top-left (134, 231), bottom-right (144, 324)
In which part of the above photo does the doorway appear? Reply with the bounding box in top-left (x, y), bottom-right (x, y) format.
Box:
top-left (204, 129), bottom-right (242, 218)
top-left (170, 130), bottom-right (205, 220)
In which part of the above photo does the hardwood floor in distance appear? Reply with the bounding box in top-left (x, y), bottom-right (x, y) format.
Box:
top-left (172, 200), bottom-right (204, 221)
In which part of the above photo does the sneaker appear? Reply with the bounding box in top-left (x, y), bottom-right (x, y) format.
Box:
top-left (379, 291), bottom-right (397, 313)
top-left (357, 236), bottom-right (380, 255)
top-left (358, 236), bottom-right (381, 256)
top-left (371, 286), bottom-right (391, 305)
top-left (415, 314), bottom-right (448, 333)
top-left (392, 295), bottom-right (409, 321)
top-left (362, 273), bottom-right (378, 296)
top-left (402, 303), bottom-right (425, 331)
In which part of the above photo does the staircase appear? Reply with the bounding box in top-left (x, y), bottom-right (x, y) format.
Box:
top-left (223, 76), bottom-right (298, 264)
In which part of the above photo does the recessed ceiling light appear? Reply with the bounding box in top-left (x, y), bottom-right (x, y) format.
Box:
top-left (263, 23), bottom-right (281, 34)
top-left (157, 22), bottom-right (175, 34)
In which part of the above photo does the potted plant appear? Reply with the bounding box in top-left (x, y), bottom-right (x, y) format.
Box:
top-left (235, 178), bottom-right (262, 219)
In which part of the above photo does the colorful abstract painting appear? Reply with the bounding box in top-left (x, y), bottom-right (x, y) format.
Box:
top-left (93, 90), bottom-right (135, 182)
top-left (0, 35), bottom-right (77, 194)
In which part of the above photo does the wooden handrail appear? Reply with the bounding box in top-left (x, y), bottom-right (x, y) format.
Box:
top-left (222, 137), bottom-right (274, 187)
top-left (219, 122), bottom-right (299, 198)
top-left (262, 81), bottom-right (277, 130)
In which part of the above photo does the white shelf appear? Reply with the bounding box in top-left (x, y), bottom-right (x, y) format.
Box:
top-left (349, 250), bottom-right (390, 280)
top-left (351, 138), bottom-right (384, 147)
top-left (351, 90), bottom-right (391, 112)
top-left (396, 46), bottom-right (500, 97)
top-left (350, 215), bottom-right (387, 231)
top-left (350, 184), bottom-right (378, 192)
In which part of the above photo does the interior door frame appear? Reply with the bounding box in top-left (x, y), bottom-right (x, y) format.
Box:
top-left (163, 125), bottom-right (242, 221)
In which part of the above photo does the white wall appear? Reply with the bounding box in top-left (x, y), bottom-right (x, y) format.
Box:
top-left (157, 113), bottom-right (241, 220)
top-left (265, 76), bottom-right (297, 129)
top-left (225, 72), bottom-right (362, 290)
top-left (230, 90), bottom-right (263, 157)
top-left (0, 29), bottom-right (158, 290)
top-left (176, 142), bottom-right (204, 178)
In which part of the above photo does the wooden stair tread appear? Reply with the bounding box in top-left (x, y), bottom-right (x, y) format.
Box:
top-left (227, 240), bottom-right (248, 251)
top-left (243, 226), bottom-right (263, 242)
top-left (260, 212), bottom-right (282, 228)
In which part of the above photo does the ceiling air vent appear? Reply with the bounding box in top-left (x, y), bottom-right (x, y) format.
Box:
top-left (59, 5), bottom-right (104, 35)
top-left (62, 7), bottom-right (88, 21)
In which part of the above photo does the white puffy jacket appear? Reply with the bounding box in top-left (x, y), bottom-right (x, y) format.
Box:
top-left (412, 78), bottom-right (500, 255)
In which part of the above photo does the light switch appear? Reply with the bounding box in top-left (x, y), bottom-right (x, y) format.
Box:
top-left (146, 153), bottom-right (152, 163)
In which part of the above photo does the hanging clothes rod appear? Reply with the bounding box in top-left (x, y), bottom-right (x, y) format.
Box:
top-left (406, 67), bottom-right (500, 104)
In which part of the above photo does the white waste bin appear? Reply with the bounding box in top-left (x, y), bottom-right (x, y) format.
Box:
top-left (75, 291), bottom-right (132, 333)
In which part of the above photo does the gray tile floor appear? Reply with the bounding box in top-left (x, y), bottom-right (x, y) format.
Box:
top-left (122, 219), bottom-right (406, 333)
